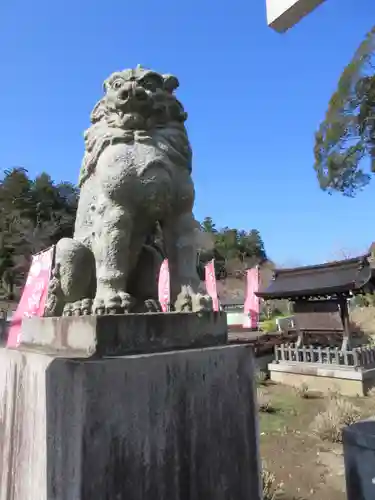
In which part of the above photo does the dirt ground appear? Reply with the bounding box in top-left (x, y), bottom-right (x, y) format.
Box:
top-left (258, 384), bottom-right (375, 500)
top-left (350, 306), bottom-right (375, 338)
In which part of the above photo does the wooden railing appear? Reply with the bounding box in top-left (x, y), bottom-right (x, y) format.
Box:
top-left (274, 343), bottom-right (375, 368)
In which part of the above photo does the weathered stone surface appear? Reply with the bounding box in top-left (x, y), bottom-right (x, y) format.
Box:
top-left (0, 345), bottom-right (261, 500)
top-left (19, 311), bottom-right (228, 357)
top-left (268, 361), bottom-right (375, 396)
top-left (0, 319), bottom-right (6, 346)
top-left (46, 65), bottom-right (212, 318)
top-left (0, 349), bottom-right (50, 500)
top-left (343, 420), bottom-right (375, 500)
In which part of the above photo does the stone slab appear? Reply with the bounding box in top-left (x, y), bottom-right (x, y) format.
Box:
top-left (18, 311), bottom-right (228, 357)
top-left (268, 361), bottom-right (375, 381)
top-left (270, 368), bottom-right (366, 396)
top-left (0, 344), bottom-right (261, 500)
top-left (268, 361), bottom-right (375, 396)
top-left (343, 420), bottom-right (375, 500)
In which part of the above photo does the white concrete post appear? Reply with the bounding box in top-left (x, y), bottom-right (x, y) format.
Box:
top-left (266, 0), bottom-right (326, 32)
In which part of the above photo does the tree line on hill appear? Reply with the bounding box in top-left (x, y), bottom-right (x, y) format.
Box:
top-left (197, 216), bottom-right (268, 281)
top-left (0, 167), bottom-right (78, 300)
top-left (0, 168), bottom-right (270, 300)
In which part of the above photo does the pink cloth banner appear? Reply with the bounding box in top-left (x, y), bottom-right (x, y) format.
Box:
top-left (158, 259), bottom-right (170, 312)
top-left (7, 246), bottom-right (55, 348)
top-left (205, 259), bottom-right (219, 312)
top-left (243, 266), bottom-right (260, 329)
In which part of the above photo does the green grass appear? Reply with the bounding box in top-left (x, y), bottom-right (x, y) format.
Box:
top-left (259, 387), bottom-right (305, 434)
top-left (259, 315), bottom-right (291, 333)
top-left (259, 384), bottom-right (375, 437)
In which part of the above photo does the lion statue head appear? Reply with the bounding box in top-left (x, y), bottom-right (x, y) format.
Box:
top-left (79, 65), bottom-right (191, 187)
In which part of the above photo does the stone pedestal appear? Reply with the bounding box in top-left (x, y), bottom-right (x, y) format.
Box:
top-left (0, 343), bottom-right (261, 500)
top-left (268, 361), bottom-right (375, 396)
top-left (19, 311), bottom-right (228, 356)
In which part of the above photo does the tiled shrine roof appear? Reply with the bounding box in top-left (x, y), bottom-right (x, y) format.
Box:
top-left (256, 254), bottom-right (374, 300)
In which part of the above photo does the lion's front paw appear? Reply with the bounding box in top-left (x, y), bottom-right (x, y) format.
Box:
top-left (174, 292), bottom-right (193, 312)
top-left (63, 298), bottom-right (93, 316)
top-left (192, 293), bottom-right (213, 313)
top-left (93, 292), bottom-right (134, 315)
top-left (144, 299), bottom-right (162, 313)
top-left (174, 292), bottom-right (213, 313)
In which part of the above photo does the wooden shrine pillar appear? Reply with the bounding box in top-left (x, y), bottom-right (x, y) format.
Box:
top-left (339, 296), bottom-right (351, 351)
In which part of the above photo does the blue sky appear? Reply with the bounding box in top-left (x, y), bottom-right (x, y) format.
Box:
top-left (1, 0), bottom-right (374, 266)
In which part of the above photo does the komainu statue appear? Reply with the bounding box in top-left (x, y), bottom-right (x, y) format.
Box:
top-left (46, 65), bottom-right (212, 316)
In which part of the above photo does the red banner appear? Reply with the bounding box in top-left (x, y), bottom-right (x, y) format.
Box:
top-left (7, 246), bottom-right (55, 348)
top-left (158, 259), bottom-right (170, 312)
top-left (243, 266), bottom-right (260, 329)
top-left (205, 259), bottom-right (219, 312)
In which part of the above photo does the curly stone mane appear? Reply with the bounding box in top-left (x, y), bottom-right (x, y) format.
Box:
top-left (78, 66), bottom-right (192, 188)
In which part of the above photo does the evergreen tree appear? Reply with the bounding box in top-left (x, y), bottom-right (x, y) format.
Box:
top-left (0, 168), bottom-right (79, 298)
top-left (197, 216), bottom-right (268, 280)
top-left (201, 216), bottom-right (217, 233)
top-left (314, 26), bottom-right (375, 196)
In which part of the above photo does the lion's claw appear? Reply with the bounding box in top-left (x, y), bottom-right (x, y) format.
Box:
top-left (144, 299), bottom-right (162, 313)
top-left (174, 292), bottom-right (213, 313)
top-left (63, 299), bottom-right (93, 317)
top-left (93, 292), bottom-right (134, 315)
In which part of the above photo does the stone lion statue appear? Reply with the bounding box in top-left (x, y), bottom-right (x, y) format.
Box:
top-left (46, 65), bottom-right (212, 316)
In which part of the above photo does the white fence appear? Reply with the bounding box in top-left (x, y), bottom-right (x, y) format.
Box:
top-left (275, 343), bottom-right (375, 368)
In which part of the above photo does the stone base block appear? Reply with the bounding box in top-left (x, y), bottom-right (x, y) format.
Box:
top-left (0, 344), bottom-right (261, 500)
top-left (269, 361), bottom-right (375, 396)
top-left (18, 311), bottom-right (227, 357)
